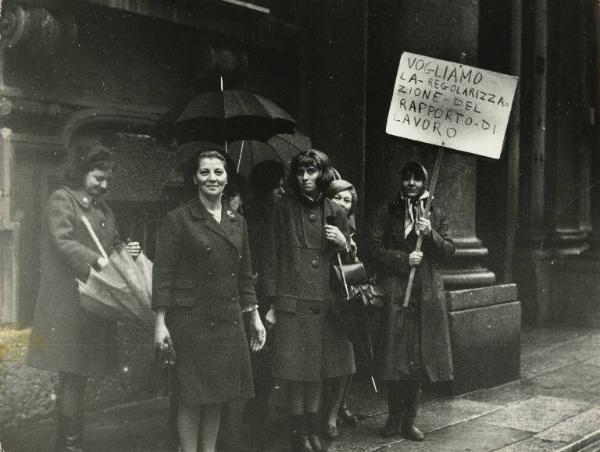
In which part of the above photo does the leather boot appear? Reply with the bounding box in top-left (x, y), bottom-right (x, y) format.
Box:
top-left (290, 415), bottom-right (313, 452)
top-left (306, 413), bottom-right (326, 452)
top-left (401, 416), bottom-right (425, 441)
top-left (401, 380), bottom-right (424, 441)
top-left (55, 413), bottom-right (83, 452)
top-left (380, 385), bottom-right (402, 437)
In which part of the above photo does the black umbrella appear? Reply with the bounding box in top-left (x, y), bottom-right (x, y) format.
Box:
top-left (172, 90), bottom-right (296, 144)
top-left (227, 130), bottom-right (312, 178)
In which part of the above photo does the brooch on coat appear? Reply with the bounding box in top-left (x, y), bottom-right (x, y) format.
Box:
top-left (226, 210), bottom-right (236, 219)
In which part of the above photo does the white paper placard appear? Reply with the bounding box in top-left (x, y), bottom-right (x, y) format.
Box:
top-left (386, 52), bottom-right (518, 159)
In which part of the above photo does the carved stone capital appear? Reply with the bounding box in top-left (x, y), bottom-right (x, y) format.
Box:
top-left (0, 4), bottom-right (76, 55)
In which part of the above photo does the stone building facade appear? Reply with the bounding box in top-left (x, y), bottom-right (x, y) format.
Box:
top-left (0, 0), bottom-right (597, 424)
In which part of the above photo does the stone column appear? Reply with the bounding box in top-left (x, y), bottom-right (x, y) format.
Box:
top-left (366, 0), bottom-right (494, 290)
top-left (513, 0), bottom-right (552, 324)
top-left (551, 0), bottom-right (591, 257)
top-left (547, 0), bottom-right (600, 327)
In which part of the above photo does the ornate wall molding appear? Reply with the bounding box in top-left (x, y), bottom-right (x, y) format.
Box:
top-left (61, 107), bottom-right (160, 149)
top-left (0, 3), bottom-right (76, 55)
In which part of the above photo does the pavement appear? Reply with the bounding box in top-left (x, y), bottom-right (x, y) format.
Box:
top-left (3, 324), bottom-right (600, 452)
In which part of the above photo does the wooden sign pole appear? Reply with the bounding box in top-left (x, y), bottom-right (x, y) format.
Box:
top-left (402, 146), bottom-right (444, 308)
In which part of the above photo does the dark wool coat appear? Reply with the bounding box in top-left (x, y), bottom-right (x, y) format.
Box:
top-left (28, 187), bottom-right (121, 377)
top-left (244, 200), bottom-right (275, 306)
top-left (152, 198), bottom-right (257, 403)
top-left (366, 198), bottom-right (455, 383)
top-left (263, 194), bottom-right (356, 381)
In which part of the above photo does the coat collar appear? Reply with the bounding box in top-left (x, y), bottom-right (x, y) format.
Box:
top-left (389, 193), bottom-right (434, 218)
top-left (62, 186), bottom-right (105, 211)
top-left (186, 198), bottom-right (241, 251)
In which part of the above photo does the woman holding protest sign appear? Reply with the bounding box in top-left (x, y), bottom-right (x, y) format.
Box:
top-left (366, 161), bottom-right (454, 441)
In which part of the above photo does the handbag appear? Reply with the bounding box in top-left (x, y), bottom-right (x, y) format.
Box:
top-left (332, 259), bottom-right (385, 308)
top-left (155, 343), bottom-right (176, 396)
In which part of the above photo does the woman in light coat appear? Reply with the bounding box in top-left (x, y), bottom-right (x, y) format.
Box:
top-left (28, 144), bottom-right (140, 452)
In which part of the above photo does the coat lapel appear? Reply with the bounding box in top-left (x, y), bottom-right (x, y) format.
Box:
top-left (187, 198), bottom-right (242, 251)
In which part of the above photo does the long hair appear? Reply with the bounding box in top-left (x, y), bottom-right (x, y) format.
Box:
top-left (288, 149), bottom-right (335, 194)
top-left (63, 144), bottom-right (116, 189)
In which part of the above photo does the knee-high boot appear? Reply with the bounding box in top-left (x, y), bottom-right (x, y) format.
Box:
top-left (401, 380), bottom-right (424, 441)
top-left (380, 383), bottom-right (403, 437)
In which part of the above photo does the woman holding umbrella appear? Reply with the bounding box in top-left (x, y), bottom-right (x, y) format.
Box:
top-left (153, 147), bottom-right (266, 452)
top-left (366, 161), bottom-right (454, 441)
top-left (263, 149), bottom-right (355, 452)
top-left (27, 143), bottom-right (140, 452)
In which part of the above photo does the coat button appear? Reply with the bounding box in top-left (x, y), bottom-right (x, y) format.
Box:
top-left (100, 221), bottom-right (105, 227)
top-left (207, 271), bottom-right (212, 276)
top-left (311, 259), bottom-right (319, 268)
top-left (308, 213), bottom-right (317, 222)
top-left (233, 320), bottom-right (238, 326)
top-left (232, 297), bottom-right (237, 302)
top-left (206, 247), bottom-right (211, 251)
top-left (210, 322), bottom-right (215, 327)
top-left (231, 272), bottom-right (236, 277)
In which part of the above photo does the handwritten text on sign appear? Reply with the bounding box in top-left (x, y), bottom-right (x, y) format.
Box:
top-left (386, 52), bottom-right (518, 159)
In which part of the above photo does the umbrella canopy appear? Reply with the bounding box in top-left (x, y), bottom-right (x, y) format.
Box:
top-left (78, 247), bottom-right (154, 334)
top-left (173, 90), bottom-right (296, 144)
top-left (227, 130), bottom-right (312, 178)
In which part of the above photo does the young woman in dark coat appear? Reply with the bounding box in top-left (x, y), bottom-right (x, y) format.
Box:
top-left (27, 144), bottom-right (140, 452)
top-left (263, 150), bottom-right (356, 452)
top-left (366, 161), bottom-right (455, 442)
top-left (153, 149), bottom-right (266, 452)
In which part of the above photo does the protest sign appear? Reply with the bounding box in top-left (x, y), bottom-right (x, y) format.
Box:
top-left (386, 52), bottom-right (518, 159)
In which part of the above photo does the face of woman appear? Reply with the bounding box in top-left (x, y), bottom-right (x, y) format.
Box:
top-left (295, 165), bottom-right (322, 197)
top-left (401, 174), bottom-right (425, 199)
top-left (84, 168), bottom-right (112, 199)
top-left (195, 158), bottom-right (227, 199)
top-left (331, 189), bottom-right (353, 215)
top-left (267, 178), bottom-right (285, 205)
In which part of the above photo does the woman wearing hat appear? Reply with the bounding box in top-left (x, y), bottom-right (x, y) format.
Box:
top-left (263, 149), bottom-right (355, 452)
top-left (366, 161), bottom-right (454, 442)
top-left (28, 143), bottom-right (140, 452)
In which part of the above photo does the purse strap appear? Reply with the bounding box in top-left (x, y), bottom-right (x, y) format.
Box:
top-left (336, 252), bottom-right (350, 299)
top-left (81, 214), bottom-right (108, 260)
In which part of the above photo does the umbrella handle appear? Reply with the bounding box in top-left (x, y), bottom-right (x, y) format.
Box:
top-left (81, 215), bottom-right (108, 260)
